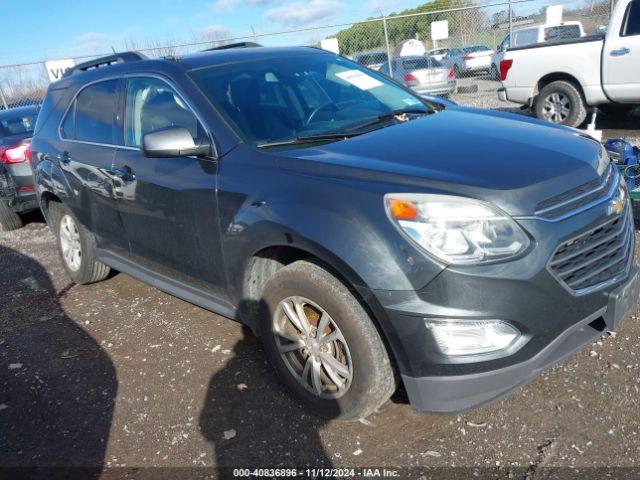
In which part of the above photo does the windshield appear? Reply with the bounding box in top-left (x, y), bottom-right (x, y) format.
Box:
top-left (0, 111), bottom-right (37, 139)
top-left (190, 52), bottom-right (427, 147)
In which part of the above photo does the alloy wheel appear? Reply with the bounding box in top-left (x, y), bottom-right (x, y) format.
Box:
top-left (59, 215), bottom-right (82, 272)
top-left (541, 92), bottom-right (571, 123)
top-left (273, 296), bottom-right (353, 399)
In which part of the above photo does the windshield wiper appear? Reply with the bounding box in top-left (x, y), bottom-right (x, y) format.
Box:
top-left (257, 107), bottom-right (433, 149)
top-left (257, 132), bottom-right (362, 149)
top-left (342, 107), bottom-right (434, 133)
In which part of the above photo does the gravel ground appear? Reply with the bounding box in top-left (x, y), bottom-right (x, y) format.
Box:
top-left (1, 218), bottom-right (640, 479)
top-left (1, 99), bottom-right (640, 479)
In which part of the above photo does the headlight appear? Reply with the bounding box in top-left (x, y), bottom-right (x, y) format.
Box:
top-left (426, 319), bottom-right (521, 356)
top-left (385, 194), bottom-right (530, 265)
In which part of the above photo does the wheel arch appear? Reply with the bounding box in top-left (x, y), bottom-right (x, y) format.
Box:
top-left (239, 241), bottom-right (403, 385)
top-left (535, 72), bottom-right (587, 104)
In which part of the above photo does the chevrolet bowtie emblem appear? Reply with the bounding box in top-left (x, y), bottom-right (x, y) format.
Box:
top-left (608, 196), bottom-right (625, 216)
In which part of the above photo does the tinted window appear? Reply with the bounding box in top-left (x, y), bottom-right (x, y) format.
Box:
top-left (74, 80), bottom-right (118, 144)
top-left (622, 0), bottom-right (640, 36)
top-left (402, 58), bottom-right (443, 70)
top-left (545, 25), bottom-right (581, 41)
top-left (190, 53), bottom-right (426, 146)
top-left (0, 111), bottom-right (38, 137)
top-left (125, 77), bottom-right (203, 148)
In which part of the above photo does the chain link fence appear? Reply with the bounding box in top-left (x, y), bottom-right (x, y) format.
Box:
top-left (0, 0), bottom-right (613, 112)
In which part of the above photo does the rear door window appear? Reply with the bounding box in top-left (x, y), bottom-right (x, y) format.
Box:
top-left (68, 80), bottom-right (118, 144)
top-left (621, 0), bottom-right (640, 36)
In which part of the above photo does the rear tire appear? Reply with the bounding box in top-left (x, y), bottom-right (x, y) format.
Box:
top-left (535, 80), bottom-right (587, 127)
top-left (48, 202), bottom-right (110, 285)
top-left (0, 202), bottom-right (23, 231)
top-left (260, 260), bottom-right (396, 420)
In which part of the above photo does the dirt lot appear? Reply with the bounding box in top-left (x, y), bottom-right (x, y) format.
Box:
top-left (1, 101), bottom-right (640, 479)
top-left (1, 216), bottom-right (640, 479)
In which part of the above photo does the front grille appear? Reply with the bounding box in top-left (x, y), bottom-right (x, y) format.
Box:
top-left (549, 203), bottom-right (633, 294)
top-left (535, 164), bottom-right (616, 220)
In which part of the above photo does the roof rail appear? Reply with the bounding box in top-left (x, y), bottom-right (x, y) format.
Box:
top-left (63, 51), bottom-right (148, 77)
top-left (203, 42), bottom-right (262, 51)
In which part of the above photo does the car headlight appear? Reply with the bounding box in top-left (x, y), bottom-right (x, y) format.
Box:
top-left (385, 194), bottom-right (530, 265)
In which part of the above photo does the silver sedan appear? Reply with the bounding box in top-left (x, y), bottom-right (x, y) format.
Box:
top-left (378, 56), bottom-right (456, 97)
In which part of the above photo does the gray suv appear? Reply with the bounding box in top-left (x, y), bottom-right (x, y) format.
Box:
top-left (30, 46), bottom-right (639, 419)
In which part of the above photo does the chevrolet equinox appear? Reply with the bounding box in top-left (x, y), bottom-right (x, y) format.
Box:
top-left (30, 46), bottom-right (640, 419)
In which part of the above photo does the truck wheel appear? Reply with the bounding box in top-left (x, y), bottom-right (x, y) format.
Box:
top-left (260, 260), bottom-right (396, 420)
top-left (48, 202), bottom-right (110, 285)
top-left (535, 80), bottom-right (587, 127)
top-left (0, 201), bottom-right (23, 231)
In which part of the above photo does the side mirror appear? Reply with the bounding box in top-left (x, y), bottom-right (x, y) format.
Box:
top-left (141, 126), bottom-right (212, 158)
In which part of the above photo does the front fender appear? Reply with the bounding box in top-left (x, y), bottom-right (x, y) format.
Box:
top-left (217, 148), bottom-right (445, 299)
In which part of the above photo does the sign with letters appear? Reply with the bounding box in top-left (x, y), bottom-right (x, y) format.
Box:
top-left (44, 59), bottom-right (75, 82)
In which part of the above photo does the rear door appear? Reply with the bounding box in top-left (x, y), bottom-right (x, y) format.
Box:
top-left (112, 75), bottom-right (227, 297)
top-left (57, 79), bottom-right (129, 255)
top-left (603, 0), bottom-right (640, 102)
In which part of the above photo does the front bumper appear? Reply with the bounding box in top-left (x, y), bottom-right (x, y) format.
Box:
top-left (371, 195), bottom-right (639, 413)
top-left (401, 267), bottom-right (639, 412)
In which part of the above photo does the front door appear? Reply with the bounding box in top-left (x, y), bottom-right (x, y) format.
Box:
top-left (603, 0), bottom-right (640, 102)
top-left (112, 76), bottom-right (227, 297)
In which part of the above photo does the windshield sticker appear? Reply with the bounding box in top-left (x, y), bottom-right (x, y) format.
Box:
top-left (335, 70), bottom-right (384, 90)
top-left (403, 98), bottom-right (422, 105)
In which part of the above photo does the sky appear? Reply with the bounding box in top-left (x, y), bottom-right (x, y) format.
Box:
top-left (0, 0), bottom-right (431, 65)
top-left (0, 0), bottom-right (592, 67)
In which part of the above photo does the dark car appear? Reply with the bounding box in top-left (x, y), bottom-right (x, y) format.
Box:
top-left (0, 105), bottom-right (40, 230)
top-left (30, 47), bottom-right (639, 419)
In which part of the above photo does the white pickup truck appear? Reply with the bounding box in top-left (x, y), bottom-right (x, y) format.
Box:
top-left (498, 0), bottom-right (640, 127)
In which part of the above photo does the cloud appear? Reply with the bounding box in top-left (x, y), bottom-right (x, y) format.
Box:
top-left (265, 0), bottom-right (345, 27)
top-left (197, 24), bottom-right (232, 41)
top-left (212, 0), bottom-right (274, 12)
top-left (70, 32), bottom-right (120, 56)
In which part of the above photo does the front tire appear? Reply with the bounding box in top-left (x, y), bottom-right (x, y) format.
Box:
top-left (260, 260), bottom-right (396, 420)
top-left (48, 202), bottom-right (110, 285)
top-left (0, 202), bottom-right (23, 231)
top-left (535, 80), bottom-right (587, 127)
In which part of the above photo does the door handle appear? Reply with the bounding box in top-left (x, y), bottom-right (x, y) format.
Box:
top-left (107, 166), bottom-right (136, 183)
top-left (57, 151), bottom-right (70, 165)
top-left (610, 47), bottom-right (630, 56)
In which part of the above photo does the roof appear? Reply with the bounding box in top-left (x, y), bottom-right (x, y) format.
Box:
top-left (50, 46), bottom-right (328, 88)
top-left (178, 46), bottom-right (326, 70)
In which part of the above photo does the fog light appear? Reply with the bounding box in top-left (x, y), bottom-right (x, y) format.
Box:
top-left (426, 319), bottom-right (520, 356)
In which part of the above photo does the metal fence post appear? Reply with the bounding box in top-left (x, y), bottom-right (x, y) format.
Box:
top-left (0, 83), bottom-right (8, 110)
top-left (380, 11), bottom-right (393, 76)
top-left (508, 0), bottom-right (513, 41)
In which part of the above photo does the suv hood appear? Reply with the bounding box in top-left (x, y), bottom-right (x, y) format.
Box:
top-left (275, 107), bottom-right (606, 216)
